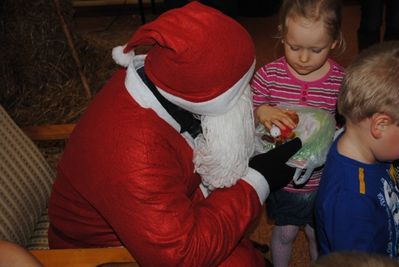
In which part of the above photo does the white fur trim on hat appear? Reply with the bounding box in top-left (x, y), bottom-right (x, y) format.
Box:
top-left (157, 61), bottom-right (256, 116)
top-left (112, 44), bottom-right (135, 67)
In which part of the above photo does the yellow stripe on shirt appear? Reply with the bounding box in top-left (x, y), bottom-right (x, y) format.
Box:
top-left (358, 167), bottom-right (365, 194)
top-left (389, 164), bottom-right (397, 184)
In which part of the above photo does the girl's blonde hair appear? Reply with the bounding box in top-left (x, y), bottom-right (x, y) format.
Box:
top-left (338, 41), bottom-right (399, 124)
top-left (278, 0), bottom-right (345, 53)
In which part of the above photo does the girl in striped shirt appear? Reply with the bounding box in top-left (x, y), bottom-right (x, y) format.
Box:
top-left (251, 0), bottom-right (345, 265)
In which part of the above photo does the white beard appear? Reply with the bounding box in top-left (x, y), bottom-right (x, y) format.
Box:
top-left (193, 86), bottom-right (256, 190)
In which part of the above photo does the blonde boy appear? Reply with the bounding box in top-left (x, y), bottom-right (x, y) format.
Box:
top-left (315, 41), bottom-right (399, 257)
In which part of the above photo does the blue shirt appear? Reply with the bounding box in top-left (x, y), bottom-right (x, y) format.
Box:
top-left (315, 134), bottom-right (399, 257)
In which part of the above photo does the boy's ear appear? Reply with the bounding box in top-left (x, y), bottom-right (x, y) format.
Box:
top-left (370, 113), bottom-right (391, 138)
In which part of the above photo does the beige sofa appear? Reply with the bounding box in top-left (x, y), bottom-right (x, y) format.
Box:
top-left (0, 105), bottom-right (140, 266)
top-left (0, 105), bottom-right (55, 249)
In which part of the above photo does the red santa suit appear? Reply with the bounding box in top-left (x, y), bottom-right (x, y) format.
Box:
top-left (48, 2), bottom-right (270, 266)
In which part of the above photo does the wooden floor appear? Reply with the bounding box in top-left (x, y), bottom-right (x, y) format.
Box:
top-left (75, 3), bottom-right (361, 266)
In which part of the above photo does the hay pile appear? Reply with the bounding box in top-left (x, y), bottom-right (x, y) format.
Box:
top-left (0, 0), bottom-right (143, 166)
top-left (0, 0), bottom-right (117, 126)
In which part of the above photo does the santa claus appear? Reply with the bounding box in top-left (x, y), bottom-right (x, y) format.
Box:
top-left (48, 2), bottom-right (301, 266)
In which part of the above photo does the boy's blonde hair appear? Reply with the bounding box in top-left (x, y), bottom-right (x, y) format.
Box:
top-left (338, 41), bottom-right (399, 124)
top-left (278, 0), bottom-right (344, 52)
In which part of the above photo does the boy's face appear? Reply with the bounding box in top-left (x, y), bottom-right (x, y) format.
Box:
top-left (374, 122), bottom-right (399, 162)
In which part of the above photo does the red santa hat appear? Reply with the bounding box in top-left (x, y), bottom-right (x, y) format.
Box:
top-left (112, 2), bottom-right (256, 115)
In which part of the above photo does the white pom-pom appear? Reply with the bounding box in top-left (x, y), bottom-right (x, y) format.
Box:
top-left (112, 44), bottom-right (135, 67)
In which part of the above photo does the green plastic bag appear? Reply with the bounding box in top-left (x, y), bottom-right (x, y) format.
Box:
top-left (255, 106), bottom-right (336, 185)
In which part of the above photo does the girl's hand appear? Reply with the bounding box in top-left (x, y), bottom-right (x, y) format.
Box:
top-left (255, 105), bottom-right (298, 130)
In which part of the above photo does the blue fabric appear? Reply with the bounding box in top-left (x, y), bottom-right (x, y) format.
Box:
top-left (315, 134), bottom-right (399, 257)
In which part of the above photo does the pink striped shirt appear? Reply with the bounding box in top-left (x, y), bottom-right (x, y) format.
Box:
top-left (251, 57), bottom-right (345, 192)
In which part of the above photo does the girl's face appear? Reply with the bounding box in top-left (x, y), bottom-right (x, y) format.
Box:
top-left (283, 16), bottom-right (337, 81)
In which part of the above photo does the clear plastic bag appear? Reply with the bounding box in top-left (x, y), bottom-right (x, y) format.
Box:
top-left (255, 106), bottom-right (336, 185)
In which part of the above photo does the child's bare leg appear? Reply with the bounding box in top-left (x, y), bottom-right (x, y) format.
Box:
top-left (271, 225), bottom-right (299, 267)
top-left (304, 224), bottom-right (318, 261)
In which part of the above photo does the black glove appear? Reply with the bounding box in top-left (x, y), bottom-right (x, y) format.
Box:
top-left (249, 138), bottom-right (302, 192)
